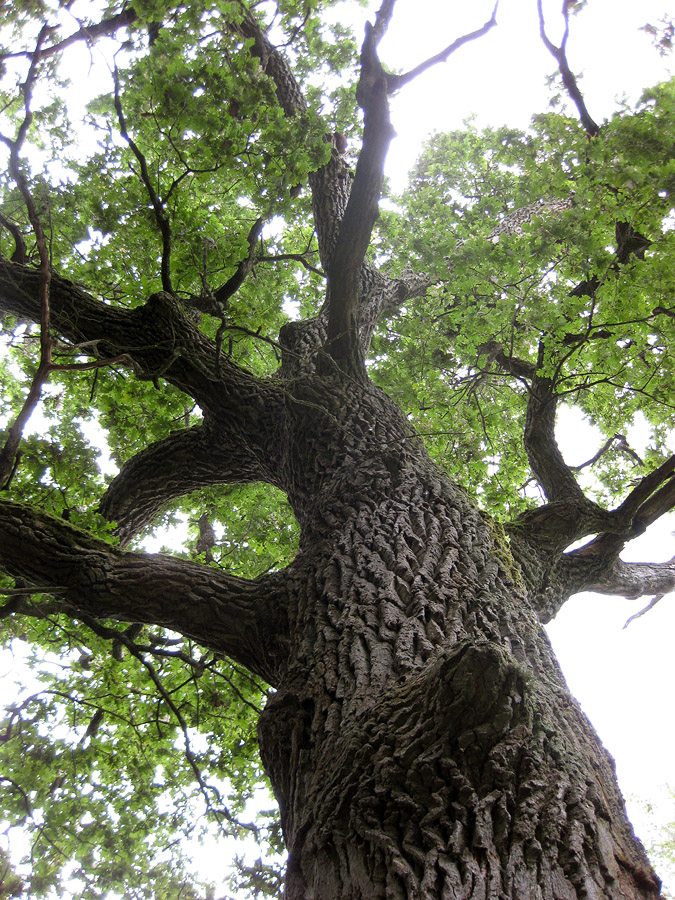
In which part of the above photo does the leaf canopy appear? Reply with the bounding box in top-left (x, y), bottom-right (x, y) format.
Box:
top-left (0, 1), bottom-right (674, 896)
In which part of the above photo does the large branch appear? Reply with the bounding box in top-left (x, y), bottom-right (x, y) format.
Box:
top-left (0, 258), bottom-right (286, 530)
top-left (322, 4), bottom-right (500, 372)
top-left (511, 459), bottom-right (675, 621)
top-left (230, 5), bottom-right (429, 372)
top-left (524, 366), bottom-right (588, 505)
top-left (541, 537), bottom-right (675, 624)
top-left (611, 454), bottom-right (675, 530)
top-left (322, 18), bottom-right (396, 373)
top-left (99, 424), bottom-right (277, 544)
top-left (0, 257), bottom-right (280, 419)
top-left (0, 500), bottom-right (290, 685)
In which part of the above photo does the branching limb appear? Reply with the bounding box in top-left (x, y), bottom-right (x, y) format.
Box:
top-left (113, 66), bottom-right (173, 294)
top-left (555, 455), bottom-right (675, 567)
top-left (212, 217), bottom-right (265, 308)
top-left (0, 26), bottom-right (54, 490)
top-left (231, 2), bottom-right (307, 117)
top-left (0, 500), bottom-right (291, 684)
top-left (357, 265), bottom-right (432, 351)
top-left (570, 433), bottom-right (643, 472)
top-left (387, 3), bottom-right (499, 91)
top-left (0, 259), bottom-right (281, 425)
top-left (486, 341), bottom-right (590, 514)
top-left (537, 0), bottom-right (600, 136)
top-left (258, 252), bottom-right (324, 279)
top-left (227, 5), bottom-right (438, 373)
top-left (0, 8), bottom-right (137, 62)
top-left (99, 424), bottom-right (276, 544)
top-left (323, 4), bottom-right (501, 372)
top-left (565, 549), bottom-right (675, 604)
top-left (185, 216), bottom-right (265, 371)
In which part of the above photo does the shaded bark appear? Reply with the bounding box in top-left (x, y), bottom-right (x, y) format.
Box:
top-left (252, 376), bottom-right (660, 899)
top-left (0, 3), bottom-right (669, 897)
top-left (0, 499), bottom-right (289, 684)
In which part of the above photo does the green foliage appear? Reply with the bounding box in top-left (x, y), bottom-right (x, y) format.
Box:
top-left (0, 607), bottom-right (281, 899)
top-left (372, 82), bottom-right (675, 514)
top-left (1, 0), bottom-right (675, 895)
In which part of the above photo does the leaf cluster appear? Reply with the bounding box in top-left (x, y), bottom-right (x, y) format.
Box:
top-left (372, 82), bottom-right (675, 513)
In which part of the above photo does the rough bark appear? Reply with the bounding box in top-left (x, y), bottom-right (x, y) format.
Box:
top-left (253, 375), bottom-right (660, 900)
top-left (0, 368), bottom-right (662, 898)
top-left (0, 3), bottom-right (669, 897)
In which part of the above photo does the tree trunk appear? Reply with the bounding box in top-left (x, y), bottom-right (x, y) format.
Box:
top-left (257, 374), bottom-right (660, 900)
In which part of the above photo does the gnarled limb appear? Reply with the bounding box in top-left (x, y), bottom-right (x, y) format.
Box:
top-left (99, 424), bottom-right (279, 543)
top-left (0, 500), bottom-right (290, 684)
top-left (0, 258), bottom-right (281, 421)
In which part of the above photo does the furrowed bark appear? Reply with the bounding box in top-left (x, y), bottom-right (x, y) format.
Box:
top-left (254, 373), bottom-right (660, 899)
top-left (0, 500), bottom-right (289, 684)
top-left (0, 5), bottom-right (668, 897)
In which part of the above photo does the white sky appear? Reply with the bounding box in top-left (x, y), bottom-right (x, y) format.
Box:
top-left (1, 0), bottom-right (674, 893)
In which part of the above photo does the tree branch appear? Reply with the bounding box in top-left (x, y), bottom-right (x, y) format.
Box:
top-left (570, 433), bottom-right (643, 473)
top-left (211, 217), bottom-right (265, 307)
top-left (0, 8), bottom-right (137, 62)
top-left (226, 5), bottom-right (435, 374)
top-left (0, 258), bottom-right (280, 422)
top-left (612, 454), bottom-right (675, 527)
top-left (113, 67), bottom-right (174, 294)
top-left (523, 381), bottom-right (585, 505)
top-left (322, 18), bottom-right (396, 373)
top-left (0, 213), bottom-right (26, 265)
top-left (0, 500), bottom-right (290, 685)
top-left (388, 3), bottom-right (499, 91)
top-left (537, 0), bottom-right (600, 136)
top-left (566, 551), bottom-right (675, 604)
top-left (99, 424), bottom-right (277, 544)
top-left (0, 26), bottom-right (54, 489)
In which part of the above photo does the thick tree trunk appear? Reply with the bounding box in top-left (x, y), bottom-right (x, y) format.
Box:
top-left (257, 375), bottom-right (660, 900)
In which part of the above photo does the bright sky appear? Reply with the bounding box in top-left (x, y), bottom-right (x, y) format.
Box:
top-left (1, 0), bottom-right (674, 893)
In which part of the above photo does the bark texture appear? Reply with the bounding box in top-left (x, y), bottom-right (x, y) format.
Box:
top-left (252, 376), bottom-right (660, 899)
top-left (0, 3), bottom-right (670, 898)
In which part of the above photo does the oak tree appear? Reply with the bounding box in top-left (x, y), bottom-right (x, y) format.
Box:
top-left (0, 1), bottom-right (674, 897)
